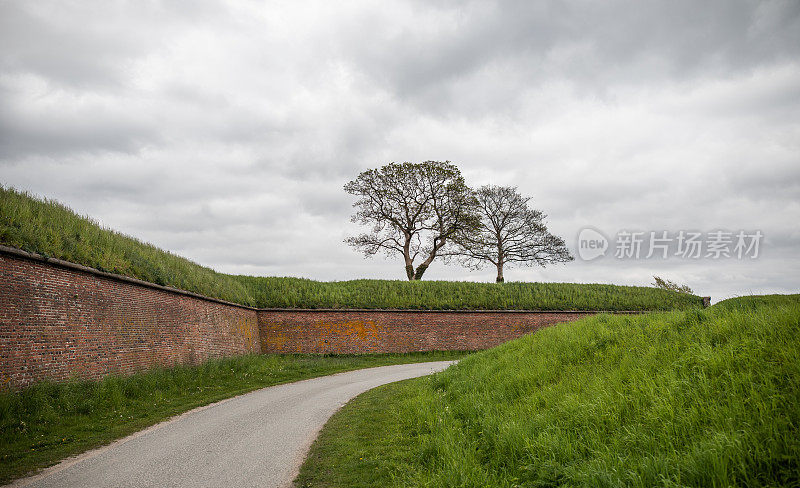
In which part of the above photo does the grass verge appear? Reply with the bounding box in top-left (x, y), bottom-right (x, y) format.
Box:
top-left (1, 186), bottom-right (701, 311)
top-left (296, 295), bottom-right (800, 487)
top-left (0, 351), bottom-right (467, 484)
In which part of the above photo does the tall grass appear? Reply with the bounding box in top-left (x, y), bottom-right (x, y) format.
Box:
top-left (238, 276), bottom-right (701, 311)
top-left (297, 295), bottom-right (800, 487)
top-left (0, 186), bottom-right (702, 311)
top-left (0, 185), bottom-right (255, 305)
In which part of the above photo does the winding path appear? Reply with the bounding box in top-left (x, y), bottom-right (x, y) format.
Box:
top-left (13, 361), bottom-right (455, 488)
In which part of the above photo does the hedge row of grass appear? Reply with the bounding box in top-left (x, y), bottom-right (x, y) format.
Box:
top-left (296, 295), bottom-right (800, 487)
top-left (0, 351), bottom-right (466, 483)
top-left (0, 186), bottom-right (702, 311)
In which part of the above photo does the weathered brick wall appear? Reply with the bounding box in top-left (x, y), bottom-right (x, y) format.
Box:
top-left (0, 248), bottom-right (260, 388)
top-left (0, 245), bottom-right (636, 389)
top-left (258, 309), bottom-right (598, 354)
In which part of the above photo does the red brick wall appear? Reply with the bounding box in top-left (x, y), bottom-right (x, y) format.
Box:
top-left (258, 309), bottom-right (598, 354)
top-left (0, 249), bottom-right (260, 388)
top-left (0, 245), bottom-right (634, 389)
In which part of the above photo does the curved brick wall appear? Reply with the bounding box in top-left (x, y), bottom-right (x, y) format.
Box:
top-left (0, 245), bottom-right (636, 389)
top-left (0, 247), bottom-right (260, 388)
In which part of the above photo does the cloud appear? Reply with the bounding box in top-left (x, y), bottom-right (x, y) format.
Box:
top-left (0, 0), bottom-right (798, 300)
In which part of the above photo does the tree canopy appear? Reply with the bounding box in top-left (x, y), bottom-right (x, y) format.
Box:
top-left (453, 185), bottom-right (573, 282)
top-left (344, 161), bottom-right (479, 280)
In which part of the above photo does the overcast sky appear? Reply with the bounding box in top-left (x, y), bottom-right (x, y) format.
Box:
top-left (1, 0), bottom-right (799, 300)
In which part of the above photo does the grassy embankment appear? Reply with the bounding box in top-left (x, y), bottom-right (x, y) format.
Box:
top-left (296, 295), bottom-right (800, 487)
top-left (1, 186), bottom-right (702, 311)
top-left (0, 351), bottom-right (466, 483)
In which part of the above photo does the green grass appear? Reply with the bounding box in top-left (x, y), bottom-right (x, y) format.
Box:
top-left (0, 185), bottom-right (256, 304)
top-left (296, 295), bottom-right (800, 487)
top-left (0, 351), bottom-right (466, 484)
top-left (0, 186), bottom-right (701, 311)
top-left (237, 276), bottom-right (702, 311)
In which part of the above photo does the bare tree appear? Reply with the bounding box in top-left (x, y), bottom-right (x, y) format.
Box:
top-left (453, 185), bottom-right (573, 282)
top-left (344, 161), bottom-right (479, 280)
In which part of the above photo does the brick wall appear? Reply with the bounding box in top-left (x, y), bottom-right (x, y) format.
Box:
top-left (0, 248), bottom-right (260, 388)
top-left (0, 245), bottom-right (635, 389)
top-left (258, 309), bottom-right (599, 354)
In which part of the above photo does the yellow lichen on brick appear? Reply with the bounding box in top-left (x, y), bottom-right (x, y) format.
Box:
top-left (262, 328), bottom-right (288, 351)
top-left (319, 320), bottom-right (384, 344)
top-left (230, 316), bottom-right (258, 351)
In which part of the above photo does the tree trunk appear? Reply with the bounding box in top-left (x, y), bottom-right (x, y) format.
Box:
top-left (403, 235), bottom-right (415, 280)
top-left (496, 247), bottom-right (505, 283)
top-left (413, 237), bottom-right (445, 281)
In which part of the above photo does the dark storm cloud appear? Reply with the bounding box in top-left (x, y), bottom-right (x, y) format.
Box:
top-left (0, 0), bottom-right (798, 300)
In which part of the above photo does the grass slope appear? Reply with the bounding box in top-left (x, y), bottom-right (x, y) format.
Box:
top-left (296, 295), bottom-right (800, 487)
top-left (0, 186), bottom-right (701, 311)
top-left (0, 186), bottom-right (255, 304)
top-left (0, 351), bottom-right (466, 484)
